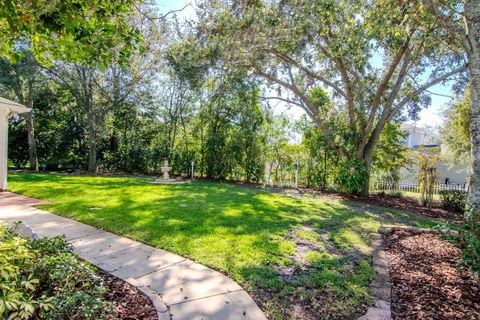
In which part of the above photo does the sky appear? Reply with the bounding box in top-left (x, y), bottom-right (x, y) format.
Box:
top-left (155, 0), bottom-right (455, 128)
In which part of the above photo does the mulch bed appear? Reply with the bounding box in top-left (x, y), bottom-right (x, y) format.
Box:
top-left (97, 269), bottom-right (158, 320)
top-left (383, 228), bottom-right (480, 319)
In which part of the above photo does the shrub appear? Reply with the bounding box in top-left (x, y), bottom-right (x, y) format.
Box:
top-left (335, 159), bottom-right (368, 194)
top-left (388, 190), bottom-right (403, 198)
top-left (0, 224), bottom-right (113, 319)
top-left (439, 189), bottom-right (467, 214)
top-left (461, 205), bottom-right (480, 282)
top-left (377, 190), bottom-right (387, 198)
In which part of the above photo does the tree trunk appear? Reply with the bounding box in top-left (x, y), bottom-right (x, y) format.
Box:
top-left (15, 83), bottom-right (38, 171)
top-left (466, 0), bottom-right (480, 212)
top-left (24, 112), bottom-right (38, 170)
top-left (359, 156), bottom-right (373, 196)
top-left (468, 62), bottom-right (480, 211)
top-left (26, 82), bottom-right (37, 170)
top-left (87, 116), bottom-right (97, 173)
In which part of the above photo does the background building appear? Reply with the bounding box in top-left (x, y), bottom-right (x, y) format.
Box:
top-left (400, 124), bottom-right (469, 185)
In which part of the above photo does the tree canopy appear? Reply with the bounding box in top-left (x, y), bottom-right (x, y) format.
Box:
top-left (0, 0), bottom-right (143, 66)
top-left (442, 90), bottom-right (471, 165)
top-left (168, 0), bottom-right (466, 193)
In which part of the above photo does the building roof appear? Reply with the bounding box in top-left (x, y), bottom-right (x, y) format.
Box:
top-left (0, 96), bottom-right (30, 113)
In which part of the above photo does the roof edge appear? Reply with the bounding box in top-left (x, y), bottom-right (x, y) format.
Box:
top-left (0, 96), bottom-right (30, 113)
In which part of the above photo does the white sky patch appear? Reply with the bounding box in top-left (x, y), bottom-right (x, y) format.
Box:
top-left (155, 0), bottom-right (196, 19)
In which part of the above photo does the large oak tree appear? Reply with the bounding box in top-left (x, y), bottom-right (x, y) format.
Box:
top-left (170, 0), bottom-right (467, 194)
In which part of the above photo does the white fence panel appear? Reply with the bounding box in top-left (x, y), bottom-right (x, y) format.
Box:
top-left (371, 180), bottom-right (467, 195)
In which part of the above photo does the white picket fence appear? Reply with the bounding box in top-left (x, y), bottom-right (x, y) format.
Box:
top-left (371, 180), bottom-right (467, 195)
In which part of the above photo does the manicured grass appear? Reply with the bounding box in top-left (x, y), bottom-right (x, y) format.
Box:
top-left (8, 173), bottom-right (440, 319)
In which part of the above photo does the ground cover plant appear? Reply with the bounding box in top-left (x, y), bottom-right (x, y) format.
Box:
top-left (0, 222), bottom-right (157, 320)
top-left (0, 224), bottom-right (112, 319)
top-left (8, 173), bottom-right (440, 319)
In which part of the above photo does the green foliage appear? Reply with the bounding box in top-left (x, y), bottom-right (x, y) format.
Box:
top-left (439, 190), bottom-right (467, 214)
top-left (335, 159), bottom-right (368, 194)
top-left (417, 147), bottom-right (440, 208)
top-left (34, 254), bottom-right (111, 319)
top-left (307, 86), bottom-right (331, 113)
top-left (0, 0), bottom-right (142, 67)
top-left (389, 190), bottom-right (403, 198)
top-left (461, 205), bottom-right (480, 277)
top-left (0, 225), bottom-right (113, 319)
top-left (377, 190), bottom-right (403, 198)
top-left (372, 123), bottom-right (410, 179)
top-left (0, 226), bottom-right (47, 319)
top-left (201, 83), bottom-right (266, 181)
top-left (442, 90), bottom-right (471, 165)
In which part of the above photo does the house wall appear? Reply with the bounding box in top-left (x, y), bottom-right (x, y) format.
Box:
top-left (406, 131), bottom-right (424, 148)
top-left (400, 161), bottom-right (469, 185)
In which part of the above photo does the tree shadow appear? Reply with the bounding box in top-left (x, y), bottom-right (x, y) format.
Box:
top-left (7, 173), bottom-right (442, 319)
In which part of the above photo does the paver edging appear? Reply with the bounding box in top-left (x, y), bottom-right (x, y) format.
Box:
top-left (358, 229), bottom-right (392, 320)
top-left (358, 225), bottom-right (457, 320)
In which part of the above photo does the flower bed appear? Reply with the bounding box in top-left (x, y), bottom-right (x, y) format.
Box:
top-left (0, 224), bottom-right (156, 319)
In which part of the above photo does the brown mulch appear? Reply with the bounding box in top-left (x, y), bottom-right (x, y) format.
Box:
top-left (384, 228), bottom-right (480, 320)
top-left (97, 268), bottom-right (158, 320)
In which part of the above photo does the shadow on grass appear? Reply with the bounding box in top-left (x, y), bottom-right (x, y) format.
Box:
top-left (7, 172), bottom-right (441, 319)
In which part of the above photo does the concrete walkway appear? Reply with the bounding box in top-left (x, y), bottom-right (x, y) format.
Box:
top-left (0, 192), bottom-right (267, 320)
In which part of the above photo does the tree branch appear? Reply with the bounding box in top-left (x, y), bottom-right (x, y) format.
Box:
top-left (364, 34), bottom-right (412, 138)
top-left (389, 64), bottom-right (468, 120)
top-left (254, 68), bottom-right (347, 157)
top-left (260, 96), bottom-right (305, 109)
top-left (420, 0), bottom-right (470, 51)
top-left (269, 49), bottom-right (348, 98)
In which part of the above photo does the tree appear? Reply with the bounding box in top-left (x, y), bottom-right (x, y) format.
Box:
top-left (442, 90), bottom-right (471, 165)
top-left (0, 0), bottom-right (142, 67)
top-left (418, 1), bottom-right (479, 208)
top-left (0, 52), bottom-right (39, 169)
top-left (170, 0), bottom-right (466, 194)
top-left (44, 5), bottom-right (163, 172)
top-left (372, 123), bottom-right (410, 185)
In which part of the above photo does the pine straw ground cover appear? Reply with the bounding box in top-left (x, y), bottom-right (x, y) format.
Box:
top-left (384, 229), bottom-right (480, 319)
top-left (9, 173), bottom-right (440, 319)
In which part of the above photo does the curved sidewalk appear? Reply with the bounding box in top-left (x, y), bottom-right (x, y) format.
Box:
top-left (0, 192), bottom-right (267, 320)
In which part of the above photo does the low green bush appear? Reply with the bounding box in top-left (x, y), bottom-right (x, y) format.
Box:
top-left (0, 224), bottom-right (113, 319)
top-left (377, 190), bottom-right (387, 198)
top-left (335, 159), bottom-right (368, 194)
top-left (439, 189), bottom-right (467, 214)
top-left (377, 190), bottom-right (402, 198)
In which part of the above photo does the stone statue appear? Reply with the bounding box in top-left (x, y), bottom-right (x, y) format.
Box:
top-left (160, 160), bottom-right (172, 180)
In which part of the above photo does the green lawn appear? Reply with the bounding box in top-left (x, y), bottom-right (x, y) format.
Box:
top-left (8, 173), bottom-right (440, 319)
